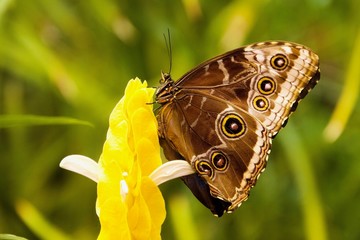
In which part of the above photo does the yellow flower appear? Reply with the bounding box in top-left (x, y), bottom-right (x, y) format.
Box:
top-left (60, 78), bottom-right (194, 240)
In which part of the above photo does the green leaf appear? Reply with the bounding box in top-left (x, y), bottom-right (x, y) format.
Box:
top-left (324, 28), bottom-right (360, 142)
top-left (0, 115), bottom-right (93, 128)
top-left (280, 124), bottom-right (328, 240)
top-left (0, 234), bottom-right (28, 240)
top-left (15, 200), bottom-right (71, 240)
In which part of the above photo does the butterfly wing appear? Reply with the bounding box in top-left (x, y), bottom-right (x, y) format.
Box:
top-left (157, 91), bottom-right (271, 216)
top-left (156, 41), bottom-right (320, 215)
top-left (175, 41), bottom-right (320, 135)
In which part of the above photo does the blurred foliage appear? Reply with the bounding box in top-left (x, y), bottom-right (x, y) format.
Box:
top-left (0, 0), bottom-right (360, 239)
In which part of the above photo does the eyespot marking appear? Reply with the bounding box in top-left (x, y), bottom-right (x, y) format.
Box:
top-left (257, 77), bottom-right (276, 95)
top-left (211, 152), bottom-right (229, 171)
top-left (221, 114), bottom-right (246, 138)
top-left (195, 160), bottom-right (214, 178)
top-left (270, 54), bottom-right (288, 70)
top-left (253, 96), bottom-right (269, 111)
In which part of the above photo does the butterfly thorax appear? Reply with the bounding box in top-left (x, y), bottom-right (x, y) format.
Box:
top-left (155, 72), bottom-right (180, 104)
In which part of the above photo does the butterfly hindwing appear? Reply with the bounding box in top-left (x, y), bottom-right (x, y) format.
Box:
top-left (158, 91), bottom-right (271, 215)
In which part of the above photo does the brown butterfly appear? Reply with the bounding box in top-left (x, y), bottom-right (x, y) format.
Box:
top-left (155, 41), bottom-right (320, 216)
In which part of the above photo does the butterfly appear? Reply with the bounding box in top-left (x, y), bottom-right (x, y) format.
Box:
top-left (155, 41), bottom-right (320, 216)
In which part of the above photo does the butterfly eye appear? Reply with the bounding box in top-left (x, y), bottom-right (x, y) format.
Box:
top-left (270, 54), bottom-right (288, 70)
top-left (257, 77), bottom-right (276, 95)
top-left (195, 161), bottom-right (214, 178)
top-left (221, 114), bottom-right (246, 138)
top-left (253, 96), bottom-right (269, 111)
top-left (211, 152), bottom-right (229, 171)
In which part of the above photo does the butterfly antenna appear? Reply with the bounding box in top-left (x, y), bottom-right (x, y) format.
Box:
top-left (163, 28), bottom-right (173, 75)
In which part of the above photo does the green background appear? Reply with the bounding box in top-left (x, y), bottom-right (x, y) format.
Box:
top-left (1, 0), bottom-right (359, 239)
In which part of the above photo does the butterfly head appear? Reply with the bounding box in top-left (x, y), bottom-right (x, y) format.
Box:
top-left (160, 71), bottom-right (172, 83)
top-left (155, 71), bottom-right (178, 104)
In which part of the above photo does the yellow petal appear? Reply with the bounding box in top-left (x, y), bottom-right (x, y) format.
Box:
top-left (136, 138), bottom-right (162, 177)
top-left (96, 78), bottom-right (166, 239)
top-left (131, 106), bottom-right (159, 150)
top-left (141, 177), bottom-right (166, 239)
top-left (127, 192), bottom-right (151, 239)
top-left (97, 197), bottom-right (130, 240)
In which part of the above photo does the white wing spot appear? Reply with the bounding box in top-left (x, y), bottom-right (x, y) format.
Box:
top-left (217, 60), bottom-right (230, 84)
top-left (204, 64), bottom-right (210, 76)
top-left (190, 96), bottom-right (207, 128)
top-left (256, 54), bottom-right (265, 62)
top-left (184, 95), bottom-right (193, 110)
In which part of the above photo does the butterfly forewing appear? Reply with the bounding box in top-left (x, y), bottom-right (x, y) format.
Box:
top-left (156, 41), bottom-right (320, 216)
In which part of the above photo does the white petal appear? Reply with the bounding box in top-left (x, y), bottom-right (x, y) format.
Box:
top-left (60, 155), bottom-right (100, 183)
top-left (120, 179), bottom-right (129, 201)
top-left (95, 199), bottom-right (100, 217)
top-left (149, 160), bottom-right (195, 186)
